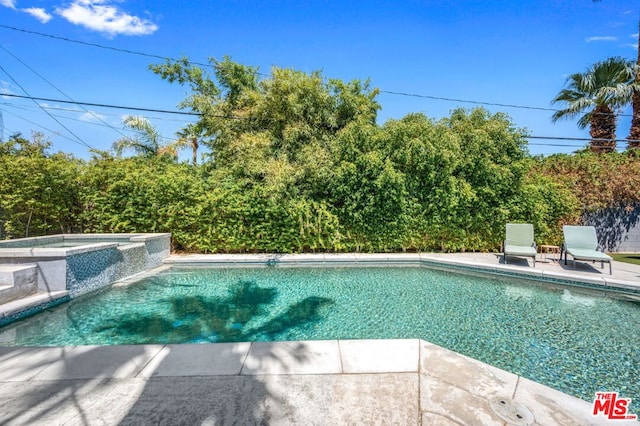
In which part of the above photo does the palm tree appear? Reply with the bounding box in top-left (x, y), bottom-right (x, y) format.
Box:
top-left (592, 1), bottom-right (640, 149)
top-left (629, 19), bottom-right (640, 150)
top-left (552, 57), bottom-right (636, 153)
top-left (175, 125), bottom-right (200, 165)
top-left (113, 115), bottom-right (178, 159)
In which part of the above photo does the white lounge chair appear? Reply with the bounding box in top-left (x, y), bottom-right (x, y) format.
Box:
top-left (504, 223), bottom-right (537, 267)
top-left (563, 225), bottom-right (612, 275)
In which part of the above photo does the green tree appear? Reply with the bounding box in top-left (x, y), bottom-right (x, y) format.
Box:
top-left (150, 56), bottom-right (379, 170)
top-left (150, 56), bottom-right (259, 165)
top-left (0, 133), bottom-right (82, 238)
top-left (629, 19), bottom-right (640, 149)
top-left (592, 1), bottom-right (640, 149)
top-left (551, 57), bottom-right (637, 153)
top-left (175, 124), bottom-right (201, 166)
top-left (112, 115), bottom-right (180, 159)
top-left (442, 108), bottom-right (529, 250)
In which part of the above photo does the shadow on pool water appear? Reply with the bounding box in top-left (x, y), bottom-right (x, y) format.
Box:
top-left (95, 280), bottom-right (334, 344)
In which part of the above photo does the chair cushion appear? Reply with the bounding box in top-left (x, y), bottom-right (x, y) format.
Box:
top-left (505, 245), bottom-right (537, 257)
top-left (566, 248), bottom-right (612, 262)
top-left (563, 226), bottom-right (599, 250)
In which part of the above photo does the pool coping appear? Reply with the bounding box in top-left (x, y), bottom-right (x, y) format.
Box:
top-left (0, 291), bottom-right (70, 327)
top-left (164, 253), bottom-right (640, 296)
top-left (1, 339), bottom-right (636, 424)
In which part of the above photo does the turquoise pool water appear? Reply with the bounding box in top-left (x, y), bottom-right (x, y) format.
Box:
top-left (1, 266), bottom-right (639, 411)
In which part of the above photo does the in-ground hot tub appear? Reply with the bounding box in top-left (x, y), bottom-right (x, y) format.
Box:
top-left (0, 233), bottom-right (171, 299)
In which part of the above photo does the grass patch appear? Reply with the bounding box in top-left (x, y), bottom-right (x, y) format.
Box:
top-left (611, 254), bottom-right (640, 266)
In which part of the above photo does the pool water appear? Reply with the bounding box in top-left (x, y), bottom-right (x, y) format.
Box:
top-left (1, 266), bottom-right (639, 411)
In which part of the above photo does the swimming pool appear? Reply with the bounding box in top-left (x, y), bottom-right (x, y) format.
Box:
top-left (0, 266), bottom-right (638, 411)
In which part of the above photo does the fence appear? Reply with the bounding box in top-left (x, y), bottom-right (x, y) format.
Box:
top-left (583, 203), bottom-right (640, 253)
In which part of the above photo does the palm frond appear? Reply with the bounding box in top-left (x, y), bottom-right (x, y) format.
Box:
top-left (551, 56), bottom-right (636, 134)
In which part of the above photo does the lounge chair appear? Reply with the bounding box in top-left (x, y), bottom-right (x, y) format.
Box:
top-left (562, 225), bottom-right (612, 274)
top-left (503, 223), bottom-right (537, 267)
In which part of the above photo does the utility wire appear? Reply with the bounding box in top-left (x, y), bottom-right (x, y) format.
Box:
top-left (2, 24), bottom-right (631, 119)
top-left (382, 90), bottom-right (557, 112)
top-left (382, 90), bottom-right (633, 118)
top-left (0, 24), bottom-right (211, 68)
top-left (3, 93), bottom-right (638, 147)
top-left (0, 43), bottom-right (129, 141)
top-left (2, 93), bottom-right (200, 116)
top-left (527, 135), bottom-right (640, 143)
top-left (2, 103), bottom-right (178, 142)
top-left (2, 93), bottom-right (245, 119)
top-left (0, 66), bottom-right (94, 149)
top-left (3, 101), bottom-right (595, 148)
top-left (0, 102), bottom-right (197, 123)
top-left (2, 107), bottom-right (95, 146)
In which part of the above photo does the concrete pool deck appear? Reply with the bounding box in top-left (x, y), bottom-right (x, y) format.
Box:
top-left (1, 339), bottom-right (638, 425)
top-left (0, 252), bottom-right (639, 425)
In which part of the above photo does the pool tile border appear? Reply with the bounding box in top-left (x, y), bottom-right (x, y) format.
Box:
top-left (164, 253), bottom-right (640, 296)
top-left (0, 291), bottom-right (70, 327)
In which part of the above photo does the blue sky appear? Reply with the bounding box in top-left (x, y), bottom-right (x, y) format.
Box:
top-left (0, 0), bottom-right (638, 158)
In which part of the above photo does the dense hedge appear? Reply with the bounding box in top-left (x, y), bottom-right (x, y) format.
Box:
top-left (0, 107), bottom-right (605, 252)
top-left (5, 61), bottom-right (638, 252)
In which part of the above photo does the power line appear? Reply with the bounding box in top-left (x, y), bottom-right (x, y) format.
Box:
top-left (2, 107), bottom-right (95, 146)
top-left (4, 93), bottom-right (637, 148)
top-left (0, 43), bottom-right (129, 141)
top-left (2, 24), bottom-right (634, 120)
top-left (1, 93), bottom-right (247, 120)
top-left (382, 90), bottom-right (556, 112)
top-left (0, 24), bottom-right (211, 68)
top-left (0, 102), bottom-right (197, 123)
top-left (2, 103), bottom-right (178, 142)
top-left (527, 135), bottom-right (640, 143)
top-left (382, 90), bottom-right (633, 118)
top-left (2, 93), bottom-right (201, 116)
top-left (0, 65), bottom-right (94, 149)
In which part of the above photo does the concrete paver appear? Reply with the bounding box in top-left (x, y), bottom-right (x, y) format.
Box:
top-left (241, 340), bottom-right (342, 375)
top-left (0, 339), bottom-right (637, 425)
top-left (419, 340), bottom-right (519, 398)
top-left (138, 342), bottom-right (251, 377)
top-left (32, 345), bottom-right (163, 380)
top-left (0, 346), bottom-right (75, 382)
top-left (339, 338), bottom-right (419, 373)
top-left (514, 376), bottom-right (607, 426)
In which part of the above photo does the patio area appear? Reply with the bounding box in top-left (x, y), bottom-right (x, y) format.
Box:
top-left (3, 338), bottom-right (637, 425)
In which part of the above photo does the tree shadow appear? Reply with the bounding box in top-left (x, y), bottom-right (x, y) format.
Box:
top-left (0, 278), bottom-right (335, 424)
top-left (583, 203), bottom-right (640, 252)
top-left (0, 345), bottom-right (152, 425)
top-left (99, 279), bottom-right (333, 344)
top-left (116, 278), bottom-right (335, 424)
top-left (558, 258), bottom-right (609, 274)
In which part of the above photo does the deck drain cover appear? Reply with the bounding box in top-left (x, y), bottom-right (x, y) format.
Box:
top-left (489, 397), bottom-right (534, 426)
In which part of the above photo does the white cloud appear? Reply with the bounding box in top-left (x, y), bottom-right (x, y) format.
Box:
top-left (56, 0), bottom-right (158, 37)
top-left (79, 111), bottom-right (107, 122)
top-left (585, 36), bottom-right (617, 43)
top-left (632, 33), bottom-right (639, 39)
top-left (1, 81), bottom-right (14, 99)
top-left (0, 0), bottom-right (16, 9)
top-left (0, 1), bottom-right (53, 23)
top-left (23, 7), bottom-right (52, 23)
top-left (40, 103), bottom-right (82, 112)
